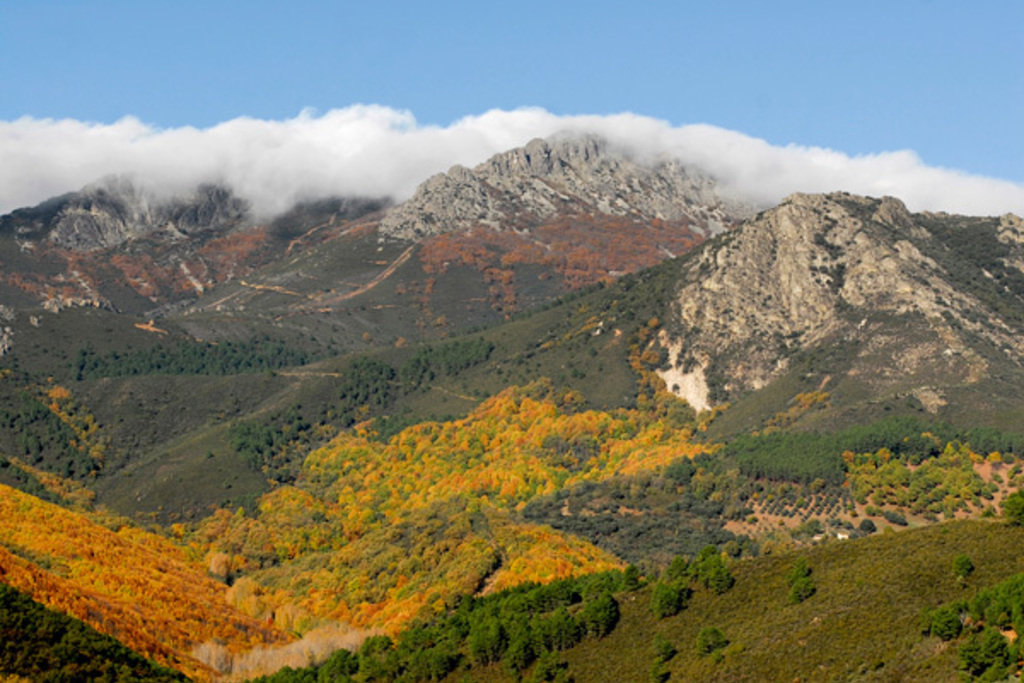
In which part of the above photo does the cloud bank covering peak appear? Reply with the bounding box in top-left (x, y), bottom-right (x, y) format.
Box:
top-left (2, 106), bottom-right (1022, 218)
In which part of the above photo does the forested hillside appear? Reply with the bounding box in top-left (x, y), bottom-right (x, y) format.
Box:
top-left (2, 188), bottom-right (1024, 681)
top-left (0, 483), bottom-right (291, 680)
top-left (0, 583), bottom-right (187, 682)
top-left (230, 518), bottom-right (1024, 683)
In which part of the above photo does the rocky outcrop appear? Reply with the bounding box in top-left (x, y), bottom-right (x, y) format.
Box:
top-left (0, 305), bottom-right (13, 356)
top-left (379, 136), bottom-right (756, 240)
top-left (658, 192), bottom-right (1024, 406)
top-left (0, 177), bottom-right (249, 250)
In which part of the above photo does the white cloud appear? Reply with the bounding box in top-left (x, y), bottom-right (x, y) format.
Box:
top-left (1, 106), bottom-right (1022, 218)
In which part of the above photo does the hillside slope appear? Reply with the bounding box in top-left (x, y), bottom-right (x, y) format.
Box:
top-left (545, 520), bottom-right (1024, 683)
top-left (0, 483), bottom-right (292, 680)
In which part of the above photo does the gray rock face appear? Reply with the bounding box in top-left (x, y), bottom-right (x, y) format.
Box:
top-left (379, 136), bottom-right (756, 240)
top-left (0, 176), bottom-right (249, 250)
top-left (658, 192), bottom-right (1024, 407)
top-left (0, 305), bottom-right (13, 356)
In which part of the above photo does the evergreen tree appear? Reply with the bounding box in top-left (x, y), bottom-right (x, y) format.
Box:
top-left (651, 581), bottom-right (689, 618)
top-left (952, 554), bottom-right (974, 580)
top-left (580, 592), bottom-right (620, 637)
top-left (468, 617), bottom-right (506, 665)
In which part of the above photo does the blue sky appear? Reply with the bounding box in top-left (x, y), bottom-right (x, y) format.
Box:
top-left (1, 1), bottom-right (1021, 214)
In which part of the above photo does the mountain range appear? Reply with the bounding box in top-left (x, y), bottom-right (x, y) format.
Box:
top-left (1, 134), bottom-right (1023, 682)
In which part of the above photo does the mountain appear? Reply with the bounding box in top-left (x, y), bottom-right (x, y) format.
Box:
top-left (0, 176), bottom-right (389, 316)
top-left (167, 135), bottom-right (751, 345)
top-left (4, 187), bottom-right (1023, 521)
top-left (0, 133), bottom-right (754, 526)
top-left (379, 135), bottom-right (752, 240)
top-left (0, 135), bottom-right (750, 354)
top-left (655, 192), bottom-right (1024, 431)
top-left (3, 135), bottom-right (1024, 683)
top-left (0, 176), bottom-right (249, 250)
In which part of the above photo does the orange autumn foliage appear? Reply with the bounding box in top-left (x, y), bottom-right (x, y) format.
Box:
top-left (192, 380), bottom-right (705, 635)
top-left (0, 484), bottom-right (291, 681)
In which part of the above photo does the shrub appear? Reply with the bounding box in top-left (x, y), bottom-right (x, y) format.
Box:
top-left (653, 633), bottom-right (677, 663)
top-left (502, 632), bottom-right (536, 676)
top-left (543, 608), bottom-right (584, 651)
top-left (649, 660), bottom-right (669, 683)
top-left (468, 617), bottom-right (506, 665)
top-left (528, 652), bottom-right (571, 683)
top-left (929, 604), bottom-right (963, 641)
top-left (696, 627), bottom-right (729, 656)
top-left (705, 562), bottom-right (736, 595)
top-left (786, 558), bottom-right (815, 604)
top-left (691, 547), bottom-right (735, 595)
top-left (958, 627), bottom-right (1011, 678)
top-left (859, 518), bottom-right (877, 534)
top-left (665, 555), bottom-right (689, 582)
top-left (789, 577), bottom-right (816, 604)
top-left (881, 510), bottom-right (908, 526)
top-left (952, 554), bottom-right (974, 580)
top-left (785, 557), bottom-right (811, 585)
top-left (318, 648), bottom-right (359, 680)
top-left (1003, 491), bottom-right (1024, 526)
top-left (623, 564), bottom-right (642, 591)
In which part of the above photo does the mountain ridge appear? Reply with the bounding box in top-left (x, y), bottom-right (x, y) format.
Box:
top-left (380, 135), bottom-right (754, 241)
top-left (0, 176), bottom-right (250, 250)
top-left (0, 134), bottom-right (749, 347)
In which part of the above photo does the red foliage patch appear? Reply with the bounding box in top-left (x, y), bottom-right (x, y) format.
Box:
top-left (418, 214), bottom-right (705, 311)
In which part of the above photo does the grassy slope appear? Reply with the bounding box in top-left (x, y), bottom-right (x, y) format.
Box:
top-left (457, 520), bottom-right (1024, 683)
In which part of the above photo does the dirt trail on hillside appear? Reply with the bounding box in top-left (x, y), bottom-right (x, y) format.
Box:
top-left (315, 244), bottom-right (417, 306)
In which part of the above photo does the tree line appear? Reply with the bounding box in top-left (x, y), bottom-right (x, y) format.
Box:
top-left (72, 336), bottom-right (315, 379)
top-left (726, 416), bottom-right (1024, 485)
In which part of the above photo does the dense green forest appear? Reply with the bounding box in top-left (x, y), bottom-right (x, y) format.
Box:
top-left (0, 379), bottom-right (101, 480)
top-left (927, 569), bottom-right (1024, 680)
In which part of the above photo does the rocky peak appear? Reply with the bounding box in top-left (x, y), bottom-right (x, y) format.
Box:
top-left (379, 135), bottom-right (756, 241)
top-left (0, 176), bottom-right (250, 250)
top-left (481, 136), bottom-right (603, 177)
top-left (657, 192), bottom-right (1024, 410)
